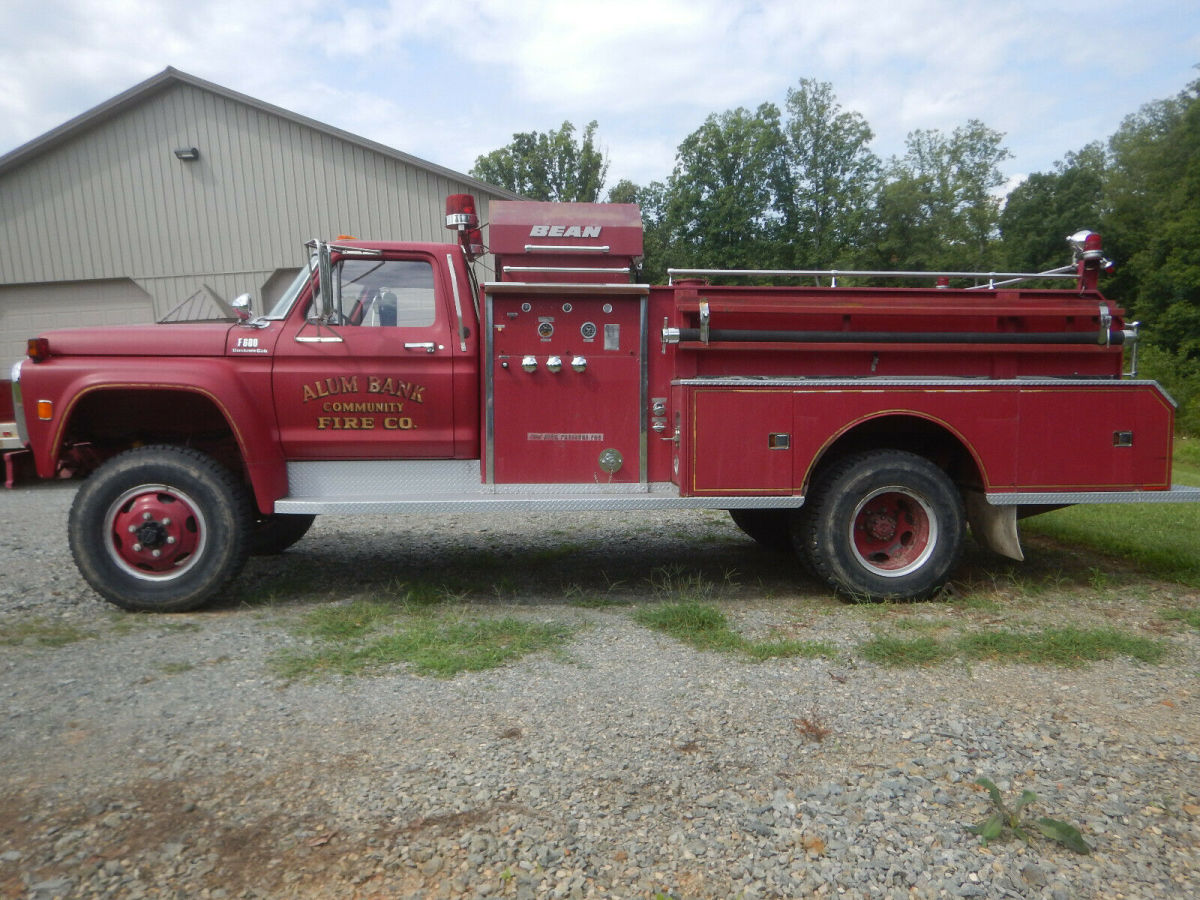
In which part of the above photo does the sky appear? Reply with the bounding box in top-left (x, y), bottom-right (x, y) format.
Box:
top-left (1, 0), bottom-right (1197, 196)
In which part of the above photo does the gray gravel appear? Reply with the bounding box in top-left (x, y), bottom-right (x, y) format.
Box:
top-left (1, 482), bottom-right (1198, 899)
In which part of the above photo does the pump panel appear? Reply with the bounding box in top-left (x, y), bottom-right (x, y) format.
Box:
top-left (487, 292), bottom-right (644, 484)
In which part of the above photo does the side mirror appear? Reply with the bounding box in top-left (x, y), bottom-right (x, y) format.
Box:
top-left (315, 242), bottom-right (334, 321)
top-left (231, 293), bottom-right (253, 321)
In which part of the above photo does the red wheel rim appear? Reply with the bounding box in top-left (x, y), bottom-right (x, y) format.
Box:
top-left (849, 487), bottom-right (937, 577)
top-left (104, 484), bottom-right (206, 580)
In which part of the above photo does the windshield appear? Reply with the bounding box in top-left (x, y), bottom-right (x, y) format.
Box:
top-left (264, 260), bottom-right (316, 319)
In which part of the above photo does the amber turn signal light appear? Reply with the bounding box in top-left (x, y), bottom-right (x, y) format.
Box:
top-left (27, 337), bottom-right (50, 362)
top-left (37, 400), bottom-right (53, 420)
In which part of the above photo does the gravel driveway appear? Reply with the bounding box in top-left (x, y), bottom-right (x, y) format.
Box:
top-left (1, 482), bottom-right (1198, 899)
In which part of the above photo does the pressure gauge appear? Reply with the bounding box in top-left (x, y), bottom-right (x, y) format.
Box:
top-left (580, 321), bottom-right (598, 341)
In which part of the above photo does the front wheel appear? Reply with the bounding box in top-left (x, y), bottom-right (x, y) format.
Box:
top-left (69, 446), bottom-right (252, 612)
top-left (795, 450), bottom-right (964, 601)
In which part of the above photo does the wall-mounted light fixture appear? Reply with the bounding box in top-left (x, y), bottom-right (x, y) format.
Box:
top-left (173, 147), bottom-right (200, 161)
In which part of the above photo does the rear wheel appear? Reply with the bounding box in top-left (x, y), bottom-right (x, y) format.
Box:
top-left (796, 450), bottom-right (964, 600)
top-left (69, 446), bottom-right (252, 612)
top-left (728, 508), bottom-right (793, 553)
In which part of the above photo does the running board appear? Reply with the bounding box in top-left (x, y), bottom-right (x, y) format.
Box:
top-left (276, 460), bottom-right (806, 515)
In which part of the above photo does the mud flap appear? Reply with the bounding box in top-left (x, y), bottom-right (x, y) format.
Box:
top-left (965, 490), bottom-right (1024, 562)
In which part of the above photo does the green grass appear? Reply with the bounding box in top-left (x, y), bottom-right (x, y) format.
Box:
top-left (1161, 606), bottom-right (1200, 630)
top-left (860, 626), bottom-right (1165, 667)
top-left (0, 617), bottom-right (93, 648)
top-left (633, 601), bottom-right (837, 662)
top-left (273, 598), bottom-right (574, 679)
top-left (1019, 442), bottom-right (1200, 587)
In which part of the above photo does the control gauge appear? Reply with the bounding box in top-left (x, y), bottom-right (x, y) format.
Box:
top-left (537, 321), bottom-right (555, 339)
top-left (580, 321), bottom-right (598, 341)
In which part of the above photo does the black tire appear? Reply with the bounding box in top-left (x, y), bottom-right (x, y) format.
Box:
top-left (68, 445), bottom-right (252, 612)
top-left (794, 450), bottom-right (964, 601)
top-left (728, 508), bottom-right (794, 553)
top-left (250, 513), bottom-right (316, 555)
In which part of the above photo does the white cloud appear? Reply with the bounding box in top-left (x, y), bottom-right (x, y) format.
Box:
top-left (2, 0), bottom-right (1197, 194)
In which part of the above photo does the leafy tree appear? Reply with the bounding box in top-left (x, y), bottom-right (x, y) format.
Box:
top-left (871, 121), bottom-right (1012, 272)
top-left (661, 103), bottom-right (789, 270)
top-left (1000, 143), bottom-right (1106, 272)
top-left (606, 178), bottom-right (671, 282)
top-left (471, 121), bottom-right (609, 202)
top-left (778, 79), bottom-right (881, 268)
top-left (1105, 78), bottom-right (1200, 355)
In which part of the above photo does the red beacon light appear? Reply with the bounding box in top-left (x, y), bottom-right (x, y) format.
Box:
top-left (1069, 230), bottom-right (1104, 261)
top-left (445, 194), bottom-right (484, 259)
top-left (445, 194), bottom-right (479, 230)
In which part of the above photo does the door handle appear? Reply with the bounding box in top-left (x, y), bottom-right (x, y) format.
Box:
top-left (404, 342), bottom-right (437, 353)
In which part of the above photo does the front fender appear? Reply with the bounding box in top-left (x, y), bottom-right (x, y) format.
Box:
top-left (21, 357), bottom-right (286, 514)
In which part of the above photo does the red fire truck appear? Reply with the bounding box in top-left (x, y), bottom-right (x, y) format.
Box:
top-left (9, 195), bottom-right (1199, 611)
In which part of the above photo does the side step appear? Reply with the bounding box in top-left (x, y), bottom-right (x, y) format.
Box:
top-left (274, 459), bottom-right (806, 515)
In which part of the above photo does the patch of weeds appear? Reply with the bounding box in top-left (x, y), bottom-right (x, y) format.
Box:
top-left (563, 584), bottom-right (628, 608)
top-left (490, 575), bottom-right (518, 599)
top-left (0, 618), bottom-right (93, 648)
top-left (742, 637), bottom-right (838, 661)
top-left (859, 626), bottom-right (1165, 667)
top-left (274, 601), bottom-right (574, 679)
top-left (889, 616), bottom-right (953, 634)
top-left (633, 601), bottom-right (836, 662)
top-left (959, 626), bottom-right (1164, 665)
top-left (1087, 566), bottom-right (1112, 591)
top-left (792, 712), bottom-right (832, 742)
top-left (238, 572), bottom-right (331, 607)
top-left (648, 565), bottom-right (738, 602)
top-left (1161, 606), bottom-right (1200, 631)
top-left (968, 777), bottom-right (1091, 854)
top-left (294, 599), bottom-right (401, 642)
top-left (859, 634), bottom-right (952, 666)
top-left (158, 661), bottom-right (195, 675)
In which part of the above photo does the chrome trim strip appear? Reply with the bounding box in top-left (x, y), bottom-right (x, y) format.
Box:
top-left (485, 295), bottom-right (496, 484)
top-left (987, 485), bottom-right (1200, 505)
top-left (446, 252), bottom-right (467, 352)
top-left (10, 360), bottom-right (27, 445)
top-left (673, 376), bottom-right (1164, 389)
top-left (524, 244), bottom-right (610, 253)
top-left (484, 282), bottom-right (650, 296)
top-left (640, 294), bottom-right (649, 483)
top-left (503, 266), bottom-right (632, 275)
top-left (667, 266), bottom-right (1077, 284)
top-left (276, 489), bottom-right (805, 515)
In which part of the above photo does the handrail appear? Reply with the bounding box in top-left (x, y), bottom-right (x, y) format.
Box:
top-left (667, 266), bottom-right (1078, 288)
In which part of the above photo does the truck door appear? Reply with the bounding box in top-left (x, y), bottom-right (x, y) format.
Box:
top-left (272, 253), bottom-right (477, 460)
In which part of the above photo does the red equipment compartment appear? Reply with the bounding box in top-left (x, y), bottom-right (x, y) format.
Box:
top-left (676, 380), bottom-right (1174, 497)
top-left (488, 291), bottom-right (645, 484)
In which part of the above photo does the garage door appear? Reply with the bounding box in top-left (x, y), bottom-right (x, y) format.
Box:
top-left (0, 279), bottom-right (155, 366)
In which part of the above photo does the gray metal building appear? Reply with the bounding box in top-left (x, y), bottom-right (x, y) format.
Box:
top-left (0, 67), bottom-right (518, 365)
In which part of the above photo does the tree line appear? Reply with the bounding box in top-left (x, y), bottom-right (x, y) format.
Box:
top-left (472, 76), bottom-right (1200, 431)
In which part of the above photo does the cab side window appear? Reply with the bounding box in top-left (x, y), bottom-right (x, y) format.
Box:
top-left (326, 259), bottom-right (438, 327)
